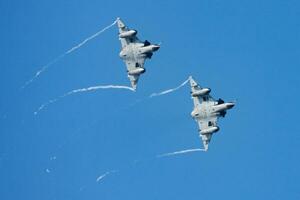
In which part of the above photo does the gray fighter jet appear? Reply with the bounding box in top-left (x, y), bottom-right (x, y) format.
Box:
top-left (117, 18), bottom-right (160, 90)
top-left (189, 76), bottom-right (235, 151)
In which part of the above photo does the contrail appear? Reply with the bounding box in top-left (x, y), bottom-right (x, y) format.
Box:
top-left (22, 19), bottom-right (118, 89)
top-left (96, 172), bottom-right (110, 182)
top-left (149, 77), bottom-right (191, 98)
top-left (156, 148), bottom-right (206, 158)
top-left (63, 84), bottom-right (135, 96)
top-left (93, 148), bottom-right (204, 185)
top-left (34, 84), bottom-right (134, 115)
top-left (65, 19), bottom-right (118, 54)
top-left (122, 76), bottom-right (192, 111)
top-left (96, 170), bottom-right (118, 183)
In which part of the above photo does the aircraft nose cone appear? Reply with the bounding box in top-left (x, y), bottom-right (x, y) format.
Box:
top-left (153, 45), bottom-right (160, 51)
top-left (227, 103), bottom-right (235, 109)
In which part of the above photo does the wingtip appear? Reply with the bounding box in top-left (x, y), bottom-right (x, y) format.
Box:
top-left (189, 76), bottom-right (198, 87)
top-left (116, 17), bottom-right (125, 28)
top-left (131, 84), bottom-right (137, 91)
top-left (116, 17), bottom-right (122, 23)
top-left (203, 142), bottom-right (209, 152)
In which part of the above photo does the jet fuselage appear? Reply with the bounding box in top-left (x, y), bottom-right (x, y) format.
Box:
top-left (191, 101), bottom-right (235, 120)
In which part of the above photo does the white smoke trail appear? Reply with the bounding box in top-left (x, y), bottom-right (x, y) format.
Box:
top-left (149, 77), bottom-right (191, 98)
top-left (122, 76), bottom-right (192, 110)
top-left (96, 172), bottom-right (110, 182)
top-left (96, 170), bottom-right (118, 182)
top-left (34, 98), bottom-right (59, 115)
top-left (34, 84), bottom-right (134, 115)
top-left (156, 148), bottom-right (206, 158)
top-left (63, 84), bottom-right (135, 96)
top-left (92, 148), bottom-right (203, 184)
top-left (22, 19), bottom-right (118, 89)
top-left (65, 19), bottom-right (117, 54)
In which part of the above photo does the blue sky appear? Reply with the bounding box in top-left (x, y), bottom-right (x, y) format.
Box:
top-left (1, 0), bottom-right (300, 199)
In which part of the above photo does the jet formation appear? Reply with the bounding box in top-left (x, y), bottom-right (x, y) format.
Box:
top-left (117, 18), bottom-right (160, 90)
top-left (189, 77), bottom-right (235, 151)
top-left (116, 19), bottom-right (235, 151)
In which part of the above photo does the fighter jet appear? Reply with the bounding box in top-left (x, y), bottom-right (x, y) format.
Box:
top-left (116, 18), bottom-right (160, 90)
top-left (189, 76), bottom-right (235, 151)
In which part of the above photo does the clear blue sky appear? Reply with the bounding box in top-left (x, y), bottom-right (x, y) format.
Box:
top-left (1, 0), bottom-right (300, 199)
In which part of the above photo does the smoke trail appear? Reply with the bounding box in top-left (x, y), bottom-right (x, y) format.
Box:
top-left (34, 84), bottom-right (134, 115)
top-left (92, 148), bottom-right (204, 185)
top-left (121, 76), bottom-right (193, 111)
top-left (65, 19), bottom-right (117, 54)
top-left (96, 172), bottom-right (110, 182)
top-left (22, 19), bottom-right (118, 89)
top-left (156, 148), bottom-right (206, 158)
top-left (63, 84), bottom-right (135, 96)
top-left (96, 170), bottom-right (118, 182)
top-left (149, 77), bottom-right (191, 98)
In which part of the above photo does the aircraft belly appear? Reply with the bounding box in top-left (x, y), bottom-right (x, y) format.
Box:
top-left (198, 112), bottom-right (208, 120)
